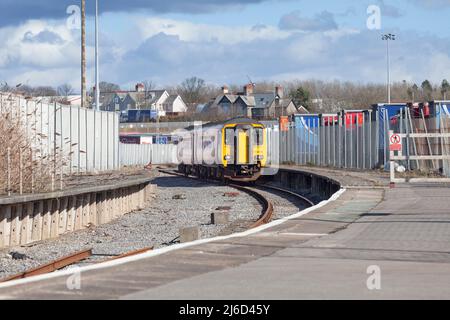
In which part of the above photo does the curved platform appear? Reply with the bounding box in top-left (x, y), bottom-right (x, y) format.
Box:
top-left (1, 166), bottom-right (450, 300)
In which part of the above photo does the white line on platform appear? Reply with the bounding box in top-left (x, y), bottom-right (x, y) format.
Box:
top-left (280, 233), bottom-right (328, 237)
top-left (0, 188), bottom-right (347, 289)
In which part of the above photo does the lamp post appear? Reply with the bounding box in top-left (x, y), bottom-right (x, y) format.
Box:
top-left (382, 33), bottom-right (395, 104)
top-left (95, 0), bottom-right (100, 111)
top-left (81, 0), bottom-right (86, 108)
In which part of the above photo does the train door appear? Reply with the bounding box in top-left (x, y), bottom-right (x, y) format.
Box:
top-left (236, 129), bottom-right (249, 164)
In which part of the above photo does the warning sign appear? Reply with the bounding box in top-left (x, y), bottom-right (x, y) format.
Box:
top-left (389, 133), bottom-right (402, 151)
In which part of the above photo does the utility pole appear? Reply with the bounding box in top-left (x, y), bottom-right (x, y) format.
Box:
top-left (81, 0), bottom-right (86, 108)
top-left (95, 0), bottom-right (100, 111)
top-left (382, 33), bottom-right (396, 104)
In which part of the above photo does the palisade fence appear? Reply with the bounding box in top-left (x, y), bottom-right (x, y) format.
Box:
top-left (269, 116), bottom-right (381, 170)
top-left (0, 93), bottom-right (119, 196)
top-left (268, 109), bottom-right (450, 177)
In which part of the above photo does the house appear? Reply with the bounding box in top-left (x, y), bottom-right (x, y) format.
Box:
top-left (202, 84), bottom-right (307, 119)
top-left (100, 84), bottom-right (187, 117)
top-left (162, 94), bottom-right (188, 115)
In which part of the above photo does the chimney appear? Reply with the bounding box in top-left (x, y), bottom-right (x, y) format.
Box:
top-left (275, 85), bottom-right (284, 99)
top-left (244, 83), bottom-right (254, 96)
top-left (222, 85), bottom-right (229, 94)
top-left (135, 83), bottom-right (145, 92)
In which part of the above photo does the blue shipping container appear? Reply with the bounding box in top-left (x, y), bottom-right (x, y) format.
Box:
top-left (127, 109), bottom-right (157, 122)
top-left (430, 101), bottom-right (450, 129)
top-left (292, 114), bottom-right (320, 156)
top-left (373, 103), bottom-right (406, 150)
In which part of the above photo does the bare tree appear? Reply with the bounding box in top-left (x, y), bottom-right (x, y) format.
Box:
top-left (0, 81), bottom-right (10, 92)
top-left (33, 86), bottom-right (57, 97)
top-left (57, 84), bottom-right (74, 97)
top-left (178, 77), bottom-right (207, 111)
top-left (142, 80), bottom-right (156, 92)
top-left (98, 81), bottom-right (120, 93)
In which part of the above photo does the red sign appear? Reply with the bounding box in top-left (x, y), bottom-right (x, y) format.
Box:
top-left (279, 116), bottom-right (289, 132)
top-left (389, 133), bottom-right (402, 151)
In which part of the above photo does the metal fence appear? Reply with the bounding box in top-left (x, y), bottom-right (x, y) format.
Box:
top-left (0, 93), bottom-right (119, 195)
top-left (119, 143), bottom-right (178, 166)
top-left (268, 110), bottom-right (450, 176)
top-left (271, 117), bottom-right (380, 170)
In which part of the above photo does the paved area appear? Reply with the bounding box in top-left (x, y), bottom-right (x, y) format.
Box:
top-left (1, 168), bottom-right (449, 300)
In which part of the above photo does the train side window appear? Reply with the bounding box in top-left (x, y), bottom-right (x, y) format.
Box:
top-left (225, 128), bottom-right (234, 145)
top-left (253, 128), bottom-right (264, 145)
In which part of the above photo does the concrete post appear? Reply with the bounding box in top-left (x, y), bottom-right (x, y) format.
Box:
top-left (180, 226), bottom-right (200, 243)
top-left (211, 212), bottom-right (229, 225)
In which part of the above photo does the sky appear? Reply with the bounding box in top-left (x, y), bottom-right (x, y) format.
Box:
top-left (1, 0), bottom-right (450, 92)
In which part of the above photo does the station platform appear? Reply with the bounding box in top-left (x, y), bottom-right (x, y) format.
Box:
top-left (1, 167), bottom-right (449, 300)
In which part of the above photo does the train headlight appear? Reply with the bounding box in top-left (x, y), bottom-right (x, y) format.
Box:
top-left (256, 155), bottom-right (264, 160)
top-left (224, 155), bottom-right (231, 161)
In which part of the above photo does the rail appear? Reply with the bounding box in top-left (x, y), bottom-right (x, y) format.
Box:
top-left (0, 249), bottom-right (92, 282)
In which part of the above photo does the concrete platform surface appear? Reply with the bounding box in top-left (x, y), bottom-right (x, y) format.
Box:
top-left (0, 168), bottom-right (449, 300)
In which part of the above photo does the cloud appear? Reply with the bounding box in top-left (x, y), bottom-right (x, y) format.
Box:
top-left (23, 30), bottom-right (65, 44)
top-left (0, 19), bottom-right (116, 88)
top-left (0, 0), bottom-right (286, 27)
top-left (135, 17), bottom-right (291, 45)
top-left (279, 10), bottom-right (338, 32)
top-left (378, 0), bottom-right (403, 18)
top-left (3, 15), bottom-right (450, 91)
top-left (409, 0), bottom-right (450, 9)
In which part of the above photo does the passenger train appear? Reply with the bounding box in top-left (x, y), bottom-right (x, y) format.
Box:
top-left (177, 118), bottom-right (267, 181)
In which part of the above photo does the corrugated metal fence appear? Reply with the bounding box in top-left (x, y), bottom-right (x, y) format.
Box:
top-left (0, 93), bottom-right (119, 174)
top-left (119, 144), bottom-right (178, 166)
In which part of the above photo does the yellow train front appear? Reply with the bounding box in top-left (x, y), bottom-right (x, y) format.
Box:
top-left (177, 118), bottom-right (267, 182)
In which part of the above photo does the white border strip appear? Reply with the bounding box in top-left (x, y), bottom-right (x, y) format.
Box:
top-left (0, 188), bottom-right (347, 289)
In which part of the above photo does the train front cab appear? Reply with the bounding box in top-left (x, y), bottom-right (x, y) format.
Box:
top-left (222, 123), bottom-right (266, 180)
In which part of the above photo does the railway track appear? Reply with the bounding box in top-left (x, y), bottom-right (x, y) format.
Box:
top-left (1, 169), bottom-right (312, 283)
top-left (0, 247), bottom-right (154, 283)
top-left (0, 249), bottom-right (93, 282)
top-left (158, 168), bottom-right (313, 230)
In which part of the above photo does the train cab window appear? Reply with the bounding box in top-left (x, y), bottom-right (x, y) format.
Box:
top-left (225, 128), bottom-right (234, 145)
top-left (253, 128), bottom-right (264, 145)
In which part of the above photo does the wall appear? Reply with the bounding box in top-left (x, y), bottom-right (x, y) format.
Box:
top-left (261, 168), bottom-right (341, 203)
top-left (0, 179), bottom-right (156, 249)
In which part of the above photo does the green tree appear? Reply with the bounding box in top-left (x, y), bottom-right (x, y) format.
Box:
top-left (407, 83), bottom-right (419, 101)
top-left (421, 80), bottom-right (433, 100)
top-left (290, 86), bottom-right (311, 109)
top-left (441, 79), bottom-right (450, 100)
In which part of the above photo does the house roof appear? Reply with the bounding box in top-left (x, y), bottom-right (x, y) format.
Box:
top-left (146, 90), bottom-right (167, 104)
top-left (201, 99), bottom-right (216, 113)
top-left (253, 93), bottom-right (276, 109)
top-left (102, 90), bottom-right (168, 106)
top-left (296, 105), bottom-right (309, 114)
top-left (202, 91), bottom-right (297, 114)
top-left (238, 95), bottom-right (255, 107)
top-left (164, 94), bottom-right (179, 105)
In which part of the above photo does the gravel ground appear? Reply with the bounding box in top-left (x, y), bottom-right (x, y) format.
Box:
top-left (0, 171), bottom-right (262, 279)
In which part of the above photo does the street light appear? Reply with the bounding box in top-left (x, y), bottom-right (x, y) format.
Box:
top-left (382, 33), bottom-right (396, 104)
top-left (95, 0), bottom-right (100, 111)
top-left (81, 0), bottom-right (86, 108)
